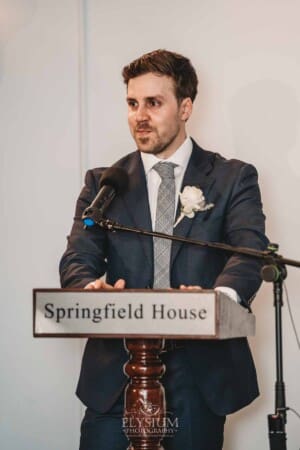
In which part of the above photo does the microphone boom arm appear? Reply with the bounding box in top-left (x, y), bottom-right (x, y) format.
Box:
top-left (97, 217), bottom-right (300, 269)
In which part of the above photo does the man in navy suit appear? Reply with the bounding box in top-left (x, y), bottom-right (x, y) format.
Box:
top-left (60, 49), bottom-right (268, 450)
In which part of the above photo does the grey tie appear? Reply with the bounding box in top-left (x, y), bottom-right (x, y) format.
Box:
top-left (152, 162), bottom-right (177, 288)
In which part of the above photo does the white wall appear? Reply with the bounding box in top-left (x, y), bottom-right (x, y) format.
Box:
top-left (1, 0), bottom-right (300, 449)
top-left (0, 1), bottom-right (82, 449)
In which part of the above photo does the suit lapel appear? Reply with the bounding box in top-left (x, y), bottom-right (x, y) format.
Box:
top-left (114, 143), bottom-right (217, 277)
top-left (171, 142), bottom-right (216, 266)
top-left (120, 152), bottom-right (153, 268)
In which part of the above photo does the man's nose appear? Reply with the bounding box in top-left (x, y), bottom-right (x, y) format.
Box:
top-left (135, 104), bottom-right (149, 122)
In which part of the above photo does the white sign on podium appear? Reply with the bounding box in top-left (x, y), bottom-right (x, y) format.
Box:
top-left (33, 289), bottom-right (255, 339)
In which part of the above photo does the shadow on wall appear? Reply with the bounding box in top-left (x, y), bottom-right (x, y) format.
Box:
top-left (229, 79), bottom-right (300, 243)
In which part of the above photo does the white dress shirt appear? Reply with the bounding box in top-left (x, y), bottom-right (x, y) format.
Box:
top-left (140, 137), bottom-right (240, 303)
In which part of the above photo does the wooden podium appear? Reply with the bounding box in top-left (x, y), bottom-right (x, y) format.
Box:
top-left (33, 289), bottom-right (255, 450)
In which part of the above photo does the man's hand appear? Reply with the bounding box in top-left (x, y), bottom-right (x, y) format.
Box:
top-left (179, 284), bottom-right (202, 290)
top-left (85, 280), bottom-right (201, 290)
top-left (84, 278), bottom-right (126, 290)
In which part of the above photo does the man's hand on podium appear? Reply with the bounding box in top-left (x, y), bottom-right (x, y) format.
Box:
top-left (179, 284), bottom-right (203, 290)
top-left (84, 280), bottom-right (202, 291)
top-left (84, 278), bottom-right (126, 290)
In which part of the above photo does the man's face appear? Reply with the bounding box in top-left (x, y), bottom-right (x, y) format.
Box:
top-left (127, 73), bottom-right (192, 159)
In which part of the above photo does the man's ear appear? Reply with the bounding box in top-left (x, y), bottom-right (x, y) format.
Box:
top-left (180, 97), bottom-right (193, 121)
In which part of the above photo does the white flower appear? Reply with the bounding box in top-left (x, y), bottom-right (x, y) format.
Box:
top-left (174, 186), bottom-right (214, 227)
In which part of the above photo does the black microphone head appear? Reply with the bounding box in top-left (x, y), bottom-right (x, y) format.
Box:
top-left (82, 167), bottom-right (129, 227)
top-left (99, 167), bottom-right (129, 195)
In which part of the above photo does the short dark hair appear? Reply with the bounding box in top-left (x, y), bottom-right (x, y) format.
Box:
top-left (122, 49), bottom-right (198, 102)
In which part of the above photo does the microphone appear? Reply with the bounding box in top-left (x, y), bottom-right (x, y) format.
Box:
top-left (82, 167), bottom-right (129, 227)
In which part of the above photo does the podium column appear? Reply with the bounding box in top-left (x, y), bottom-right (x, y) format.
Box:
top-left (123, 338), bottom-right (166, 450)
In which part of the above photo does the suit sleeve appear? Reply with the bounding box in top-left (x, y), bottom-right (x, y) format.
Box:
top-left (213, 163), bottom-right (269, 306)
top-left (59, 169), bottom-right (108, 288)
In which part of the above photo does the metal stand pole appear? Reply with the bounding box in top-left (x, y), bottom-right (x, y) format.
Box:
top-left (261, 253), bottom-right (288, 450)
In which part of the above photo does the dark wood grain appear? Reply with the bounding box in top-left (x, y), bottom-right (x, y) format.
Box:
top-left (123, 338), bottom-right (166, 450)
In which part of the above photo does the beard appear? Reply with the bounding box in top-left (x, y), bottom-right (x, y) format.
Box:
top-left (133, 124), bottom-right (181, 156)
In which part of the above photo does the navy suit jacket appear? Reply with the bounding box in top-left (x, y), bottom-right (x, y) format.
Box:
top-left (60, 140), bottom-right (268, 416)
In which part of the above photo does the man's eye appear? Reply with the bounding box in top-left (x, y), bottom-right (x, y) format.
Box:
top-left (128, 100), bottom-right (138, 108)
top-left (148, 99), bottom-right (161, 108)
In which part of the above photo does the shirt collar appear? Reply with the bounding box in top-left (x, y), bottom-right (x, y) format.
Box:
top-left (140, 136), bottom-right (193, 176)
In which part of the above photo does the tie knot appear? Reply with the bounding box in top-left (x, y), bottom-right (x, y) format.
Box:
top-left (153, 162), bottom-right (177, 180)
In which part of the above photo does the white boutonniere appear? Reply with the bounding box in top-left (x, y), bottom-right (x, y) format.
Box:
top-left (174, 186), bottom-right (214, 227)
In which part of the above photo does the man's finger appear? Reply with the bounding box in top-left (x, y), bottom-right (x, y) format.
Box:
top-left (84, 279), bottom-right (111, 289)
top-left (179, 284), bottom-right (202, 290)
top-left (114, 279), bottom-right (126, 289)
top-left (84, 279), bottom-right (125, 290)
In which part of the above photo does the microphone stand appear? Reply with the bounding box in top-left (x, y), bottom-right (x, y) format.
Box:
top-left (262, 250), bottom-right (288, 450)
top-left (86, 214), bottom-right (300, 450)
